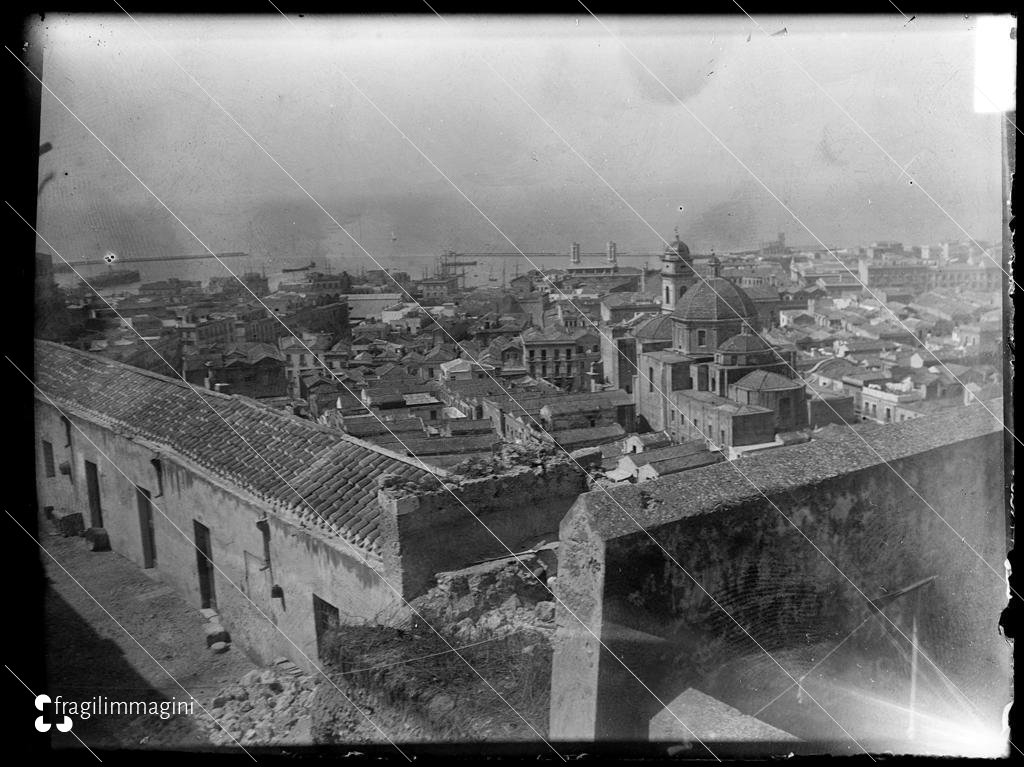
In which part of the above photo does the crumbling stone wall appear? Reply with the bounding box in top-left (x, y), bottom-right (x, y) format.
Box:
top-left (409, 556), bottom-right (557, 643)
top-left (378, 456), bottom-right (588, 600)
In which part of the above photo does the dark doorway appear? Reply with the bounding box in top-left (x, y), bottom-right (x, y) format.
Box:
top-left (193, 521), bottom-right (216, 609)
top-left (84, 460), bottom-right (103, 528)
top-left (312, 594), bottom-right (340, 662)
top-left (136, 487), bottom-right (156, 569)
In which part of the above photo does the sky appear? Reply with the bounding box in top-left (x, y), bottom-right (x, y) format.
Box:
top-left (29, 14), bottom-right (1011, 265)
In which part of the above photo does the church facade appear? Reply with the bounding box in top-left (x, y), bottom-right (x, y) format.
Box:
top-left (636, 235), bottom-right (814, 448)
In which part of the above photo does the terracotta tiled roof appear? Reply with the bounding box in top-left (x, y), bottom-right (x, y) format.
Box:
top-left (717, 332), bottom-right (771, 353)
top-left (34, 341), bottom-right (436, 556)
top-left (733, 370), bottom-right (802, 391)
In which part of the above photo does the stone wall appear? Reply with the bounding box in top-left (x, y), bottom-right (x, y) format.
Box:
top-left (549, 408), bottom-right (1008, 741)
top-left (378, 461), bottom-right (589, 600)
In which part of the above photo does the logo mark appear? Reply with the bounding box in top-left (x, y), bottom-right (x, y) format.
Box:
top-left (34, 694), bottom-right (73, 732)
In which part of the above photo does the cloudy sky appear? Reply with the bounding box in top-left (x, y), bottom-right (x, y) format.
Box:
top-left (31, 14), bottom-right (1008, 263)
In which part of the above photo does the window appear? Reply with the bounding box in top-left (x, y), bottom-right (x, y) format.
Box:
top-left (665, 285), bottom-right (671, 304)
top-left (566, 349), bottom-right (572, 361)
top-left (541, 349), bottom-right (547, 360)
top-left (256, 517), bottom-right (272, 572)
top-left (150, 458), bottom-right (164, 497)
top-left (697, 330), bottom-right (707, 347)
top-left (529, 350), bottom-right (535, 360)
top-left (42, 440), bottom-right (55, 478)
top-left (648, 367), bottom-right (654, 393)
top-left (62, 416), bottom-right (72, 447)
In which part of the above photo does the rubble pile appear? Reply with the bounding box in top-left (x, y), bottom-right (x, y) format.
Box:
top-left (198, 660), bottom-right (319, 746)
top-left (410, 555), bottom-right (557, 644)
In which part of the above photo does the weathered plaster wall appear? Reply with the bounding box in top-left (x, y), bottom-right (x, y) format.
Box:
top-left (35, 400), bottom-right (396, 672)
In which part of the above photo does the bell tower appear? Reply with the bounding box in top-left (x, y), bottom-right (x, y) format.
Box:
top-left (661, 228), bottom-right (693, 313)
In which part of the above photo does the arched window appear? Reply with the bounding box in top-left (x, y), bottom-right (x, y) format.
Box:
top-left (664, 285), bottom-right (671, 304)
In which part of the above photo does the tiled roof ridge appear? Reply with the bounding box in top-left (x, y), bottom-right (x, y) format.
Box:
top-left (34, 340), bottom-right (444, 474)
top-left (35, 340), bottom-right (449, 556)
top-left (36, 339), bottom-right (237, 400)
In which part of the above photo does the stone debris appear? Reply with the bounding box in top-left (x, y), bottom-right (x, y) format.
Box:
top-left (412, 557), bottom-right (558, 645)
top-left (198, 665), bottom-right (319, 747)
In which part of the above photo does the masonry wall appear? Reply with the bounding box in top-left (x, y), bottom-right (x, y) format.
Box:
top-left (35, 400), bottom-right (396, 672)
top-left (378, 463), bottom-right (589, 600)
top-left (550, 427), bottom-right (1008, 740)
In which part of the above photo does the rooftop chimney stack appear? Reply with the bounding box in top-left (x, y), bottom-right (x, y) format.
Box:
top-left (607, 241), bottom-right (617, 264)
top-left (570, 242), bottom-right (581, 265)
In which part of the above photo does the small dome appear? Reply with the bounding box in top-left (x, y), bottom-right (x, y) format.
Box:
top-left (674, 277), bottom-right (759, 323)
top-left (732, 370), bottom-right (802, 392)
top-left (663, 237), bottom-right (691, 261)
top-left (634, 313), bottom-right (675, 341)
top-left (717, 332), bottom-right (771, 354)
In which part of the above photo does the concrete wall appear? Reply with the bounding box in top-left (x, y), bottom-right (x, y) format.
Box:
top-left (549, 422), bottom-right (1007, 740)
top-left (35, 400), bottom-right (397, 671)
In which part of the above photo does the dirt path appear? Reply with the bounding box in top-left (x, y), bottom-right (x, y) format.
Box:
top-left (40, 529), bottom-right (258, 751)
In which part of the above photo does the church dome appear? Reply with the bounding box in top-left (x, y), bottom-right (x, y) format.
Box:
top-left (674, 277), bottom-right (759, 323)
top-left (717, 331), bottom-right (771, 354)
top-left (732, 370), bottom-right (801, 392)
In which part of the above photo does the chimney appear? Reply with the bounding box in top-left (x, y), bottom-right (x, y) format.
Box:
top-left (570, 242), bottom-right (581, 265)
top-left (607, 241), bottom-right (617, 264)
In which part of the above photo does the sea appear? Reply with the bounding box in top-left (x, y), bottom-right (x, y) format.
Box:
top-left (56, 252), bottom-right (665, 297)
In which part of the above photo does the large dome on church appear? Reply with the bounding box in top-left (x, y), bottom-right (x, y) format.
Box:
top-left (674, 277), bottom-right (759, 323)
